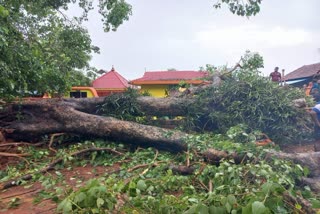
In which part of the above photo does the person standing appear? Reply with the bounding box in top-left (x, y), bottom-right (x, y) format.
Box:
top-left (309, 93), bottom-right (320, 151)
top-left (312, 70), bottom-right (320, 82)
top-left (269, 67), bottom-right (282, 82)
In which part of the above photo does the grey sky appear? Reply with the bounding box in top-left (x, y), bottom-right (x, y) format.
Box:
top-left (68, 0), bottom-right (320, 80)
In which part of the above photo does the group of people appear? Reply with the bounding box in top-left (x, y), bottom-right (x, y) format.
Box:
top-left (269, 67), bottom-right (320, 146)
top-left (268, 66), bottom-right (320, 146)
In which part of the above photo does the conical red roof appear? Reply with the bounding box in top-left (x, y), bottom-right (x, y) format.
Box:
top-left (92, 67), bottom-right (129, 89)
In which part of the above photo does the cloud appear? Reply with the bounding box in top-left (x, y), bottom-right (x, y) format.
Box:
top-left (194, 24), bottom-right (314, 51)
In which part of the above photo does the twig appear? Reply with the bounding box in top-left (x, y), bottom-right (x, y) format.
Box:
top-left (48, 133), bottom-right (65, 153)
top-left (0, 152), bottom-right (29, 157)
top-left (0, 188), bottom-right (39, 199)
top-left (198, 180), bottom-right (209, 191)
top-left (0, 142), bottom-right (44, 147)
top-left (185, 150), bottom-right (190, 167)
top-left (208, 179), bottom-right (213, 193)
top-left (128, 149), bottom-right (161, 174)
top-left (0, 152), bottom-right (30, 164)
top-left (127, 161), bottom-right (166, 173)
top-left (0, 147), bottom-right (124, 190)
top-left (152, 149), bottom-right (159, 162)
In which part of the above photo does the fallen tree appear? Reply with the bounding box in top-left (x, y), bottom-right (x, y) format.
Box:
top-left (0, 97), bottom-right (189, 152)
top-left (1, 65), bottom-right (320, 212)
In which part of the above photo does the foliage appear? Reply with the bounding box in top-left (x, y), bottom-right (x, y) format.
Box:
top-left (57, 178), bottom-right (117, 213)
top-left (97, 88), bottom-right (144, 121)
top-left (214, 0), bottom-right (262, 17)
top-left (1, 134), bottom-right (319, 213)
top-left (186, 51), bottom-right (313, 144)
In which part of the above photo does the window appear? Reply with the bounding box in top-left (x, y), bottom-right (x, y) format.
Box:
top-left (70, 91), bottom-right (87, 98)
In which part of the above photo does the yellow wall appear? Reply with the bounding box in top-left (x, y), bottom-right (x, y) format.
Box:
top-left (141, 85), bottom-right (169, 97)
top-left (66, 89), bottom-right (95, 98)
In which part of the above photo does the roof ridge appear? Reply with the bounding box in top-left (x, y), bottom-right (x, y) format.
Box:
top-left (111, 70), bottom-right (128, 86)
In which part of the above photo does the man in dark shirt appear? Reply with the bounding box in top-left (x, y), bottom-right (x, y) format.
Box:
top-left (269, 67), bottom-right (281, 82)
top-left (312, 70), bottom-right (320, 82)
top-left (310, 92), bottom-right (320, 151)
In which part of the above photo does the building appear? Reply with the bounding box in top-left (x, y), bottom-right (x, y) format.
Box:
top-left (284, 62), bottom-right (320, 87)
top-left (92, 67), bottom-right (130, 96)
top-left (129, 70), bottom-right (209, 97)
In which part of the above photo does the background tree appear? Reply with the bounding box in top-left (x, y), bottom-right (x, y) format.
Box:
top-left (213, 0), bottom-right (262, 17)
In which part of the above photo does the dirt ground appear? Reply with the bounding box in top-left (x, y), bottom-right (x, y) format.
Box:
top-left (0, 141), bottom-right (318, 214)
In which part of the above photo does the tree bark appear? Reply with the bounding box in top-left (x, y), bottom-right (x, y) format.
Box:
top-left (1, 98), bottom-right (188, 152)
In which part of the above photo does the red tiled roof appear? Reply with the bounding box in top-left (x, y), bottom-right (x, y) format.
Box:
top-left (92, 67), bottom-right (129, 89)
top-left (129, 71), bottom-right (208, 85)
top-left (284, 62), bottom-right (320, 80)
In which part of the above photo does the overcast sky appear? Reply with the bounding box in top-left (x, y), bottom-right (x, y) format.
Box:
top-left (68, 0), bottom-right (320, 80)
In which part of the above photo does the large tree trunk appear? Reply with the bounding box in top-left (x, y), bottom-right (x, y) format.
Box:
top-left (1, 97), bottom-right (188, 152)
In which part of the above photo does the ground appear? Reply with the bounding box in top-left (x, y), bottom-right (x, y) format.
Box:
top-left (0, 140), bottom-right (317, 214)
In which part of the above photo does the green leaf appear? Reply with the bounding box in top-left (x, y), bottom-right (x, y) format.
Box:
top-left (137, 180), bottom-right (147, 191)
top-left (188, 198), bottom-right (199, 203)
top-left (209, 206), bottom-right (226, 214)
top-left (310, 199), bottom-right (320, 208)
top-left (242, 203), bottom-right (252, 214)
top-left (252, 201), bottom-right (267, 214)
top-left (198, 203), bottom-right (209, 214)
top-left (96, 198), bottom-right (104, 208)
top-left (295, 203), bottom-right (302, 210)
top-left (225, 202), bottom-right (232, 213)
top-left (247, 152), bottom-right (253, 158)
top-left (57, 199), bottom-right (73, 213)
top-left (0, 5), bottom-right (9, 18)
top-left (74, 192), bottom-right (86, 203)
top-left (227, 195), bottom-right (237, 206)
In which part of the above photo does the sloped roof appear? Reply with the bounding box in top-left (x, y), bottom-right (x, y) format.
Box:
top-left (129, 71), bottom-right (208, 85)
top-left (92, 67), bottom-right (129, 89)
top-left (284, 62), bottom-right (320, 80)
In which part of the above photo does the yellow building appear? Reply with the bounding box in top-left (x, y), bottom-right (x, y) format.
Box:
top-left (129, 71), bottom-right (209, 97)
top-left (66, 87), bottom-right (99, 98)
